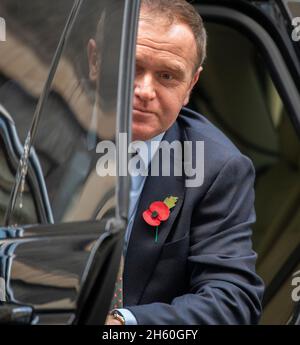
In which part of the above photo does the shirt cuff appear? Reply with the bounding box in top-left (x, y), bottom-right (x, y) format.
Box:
top-left (117, 308), bottom-right (138, 325)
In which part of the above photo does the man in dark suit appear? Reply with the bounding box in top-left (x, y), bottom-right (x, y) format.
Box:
top-left (103, 0), bottom-right (264, 325)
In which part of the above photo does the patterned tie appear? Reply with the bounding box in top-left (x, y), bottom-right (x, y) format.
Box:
top-left (110, 151), bottom-right (140, 310)
top-left (110, 255), bottom-right (124, 309)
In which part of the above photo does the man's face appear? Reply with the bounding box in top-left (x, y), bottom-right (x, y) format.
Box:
top-left (132, 16), bottom-right (202, 141)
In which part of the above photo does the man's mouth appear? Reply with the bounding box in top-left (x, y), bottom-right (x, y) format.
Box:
top-left (133, 108), bottom-right (154, 116)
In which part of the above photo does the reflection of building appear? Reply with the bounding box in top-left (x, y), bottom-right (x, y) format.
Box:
top-left (0, 0), bottom-right (121, 223)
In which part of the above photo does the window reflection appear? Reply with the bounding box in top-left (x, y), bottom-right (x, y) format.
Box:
top-left (0, 1), bottom-right (75, 226)
top-left (0, 0), bottom-right (73, 141)
top-left (0, 0), bottom-right (125, 225)
top-left (30, 0), bottom-right (124, 223)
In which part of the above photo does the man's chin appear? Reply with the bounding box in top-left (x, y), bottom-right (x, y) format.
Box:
top-left (131, 127), bottom-right (158, 142)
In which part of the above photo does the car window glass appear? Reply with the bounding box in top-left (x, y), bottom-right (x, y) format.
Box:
top-left (0, 134), bottom-right (38, 226)
top-left (0, 1), bottom-right (74, 226)
top-left (6, 0), bottom-right (125, 224)
top-left (0, 0), bottom-right (73, 141)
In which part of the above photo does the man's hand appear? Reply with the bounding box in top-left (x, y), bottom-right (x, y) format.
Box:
top-left (105, 314), bottom-right (123, 325)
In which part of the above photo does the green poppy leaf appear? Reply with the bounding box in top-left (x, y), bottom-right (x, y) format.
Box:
top-left (163, 196), bottom-right (178, 209)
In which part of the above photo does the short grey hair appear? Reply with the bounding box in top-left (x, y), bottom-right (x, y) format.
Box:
top-left (141, 0), bottom-right (207, 69)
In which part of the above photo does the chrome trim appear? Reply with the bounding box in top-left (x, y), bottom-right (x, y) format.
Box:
top-left (115, 0), bottom-right (141, 222)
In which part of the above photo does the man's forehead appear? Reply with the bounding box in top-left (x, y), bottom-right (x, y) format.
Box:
top-left (136, 46), bottom-right (186, 77)
top-left (137, 18), bottom-right (197, 64)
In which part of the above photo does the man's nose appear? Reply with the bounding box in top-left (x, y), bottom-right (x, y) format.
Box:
top-left (134, 73), bottom-right (156, 101)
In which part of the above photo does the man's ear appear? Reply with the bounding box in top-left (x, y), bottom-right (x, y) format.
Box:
top-left (87, 38), bottom-right (99, 82)
top-left (183, 66), bottom-right (203, 106)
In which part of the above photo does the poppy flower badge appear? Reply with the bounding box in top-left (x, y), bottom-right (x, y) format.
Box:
top-left (142, 196), bottom-right (179, 243)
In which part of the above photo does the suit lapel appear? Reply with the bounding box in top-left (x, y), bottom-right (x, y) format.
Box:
top-left (124, 121), bottom-right (186, 306)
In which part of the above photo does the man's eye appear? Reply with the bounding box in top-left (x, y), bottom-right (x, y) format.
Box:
top-left (159, 72), bottom-right (173, 81)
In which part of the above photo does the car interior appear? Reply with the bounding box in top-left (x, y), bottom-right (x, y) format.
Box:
top-left (189, 21), bottom-right (300, 324)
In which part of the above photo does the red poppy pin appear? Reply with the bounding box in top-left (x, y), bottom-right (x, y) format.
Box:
top-left (142, 196), bottom-right (179, 243)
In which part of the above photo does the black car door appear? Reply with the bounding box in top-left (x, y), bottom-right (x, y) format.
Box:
top-left (0, 0), bottom-right (139, 324)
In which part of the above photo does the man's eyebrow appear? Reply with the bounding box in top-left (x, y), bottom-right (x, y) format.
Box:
top-left (158, 63), bottom-right (186, 76)
top-left (135, 54), bottom-right (186, 77)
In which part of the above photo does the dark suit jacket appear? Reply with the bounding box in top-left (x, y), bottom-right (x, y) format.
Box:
top-left (124, 107), bottom-right (264, 324)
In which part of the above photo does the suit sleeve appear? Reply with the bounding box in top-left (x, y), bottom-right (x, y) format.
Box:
top-left (126, 154), bottom-right (265, 324)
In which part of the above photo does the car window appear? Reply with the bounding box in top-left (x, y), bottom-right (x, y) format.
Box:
top-left (189, 20), bottom-right (300, 324)
top-left (0, 1), bottom-right (133, 317)
top-left (0, 129), bottom-right (38, 226)
top-left (2, 0), bottom-right (126, 225)
top-left (0, 1), bottom-right (75, 226)
top-left (0, 0), bottom-right (73, 141)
